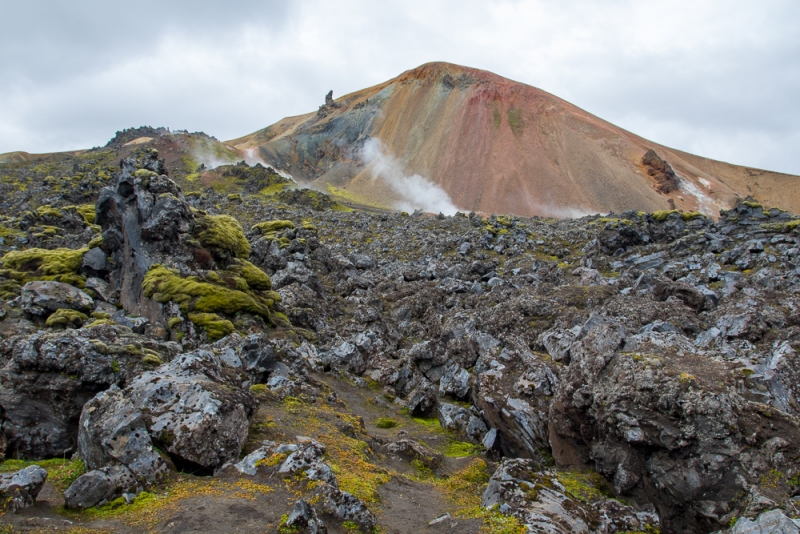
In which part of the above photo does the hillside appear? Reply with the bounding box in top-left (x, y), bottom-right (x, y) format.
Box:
top-left (230, 62), bottom-right (800, 218)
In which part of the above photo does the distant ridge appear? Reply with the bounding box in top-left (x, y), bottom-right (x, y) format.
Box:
top-left (230, 62), bottom-right (800, 217)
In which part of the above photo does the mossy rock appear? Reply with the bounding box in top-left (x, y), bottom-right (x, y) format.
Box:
top-left (650, 210), bottom-right (678, 222)
top-left (1, 247), bottom-right (88, 276)
top-left (75, 204), bottom-right (97, 224)
top-left (194, 213), bottom-right (250, 259)
top-left (188, 312), bottom-right (235, 341)
top-left (143, 264), bottom-right (278, 320)
top-left (229, 259), bottom-right (272, 290)
top-left (46, 308), bottom-right (88, 328)
top-left (251, 220), bottom-right (296, 235)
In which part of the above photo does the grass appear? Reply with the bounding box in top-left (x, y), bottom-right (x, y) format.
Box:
top-left (0, 458), bottom-right (85, 492)
top-left (374, 417), bottom-right (398, 429)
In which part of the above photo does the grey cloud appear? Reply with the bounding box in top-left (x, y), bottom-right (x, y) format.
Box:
top-left (1, 0), bottom-right (799, 176)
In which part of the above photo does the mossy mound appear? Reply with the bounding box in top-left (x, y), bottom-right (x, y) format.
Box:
top-left (194, 213), bottom-right (250, 259)
top-left (187, 312), bottom-right (235, 341)
top-left (46, 308), bottom-right (88, 328)
top-left (252, 220), bottom-right (296, 235)
top-left (2, 247), bottom-right (87, 275)
top-left (650, 210), bottom-right (678, 222)
top-left (143, 263), bottom-right (282, 341)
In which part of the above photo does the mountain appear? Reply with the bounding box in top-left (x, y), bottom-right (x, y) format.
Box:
top-left (229, 62), bottom-right (800, 217)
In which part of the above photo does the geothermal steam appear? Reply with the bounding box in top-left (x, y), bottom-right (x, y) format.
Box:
top-left (361, 139), bottom-right (461, 215)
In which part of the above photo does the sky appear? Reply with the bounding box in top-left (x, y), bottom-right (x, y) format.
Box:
top-left (1, 0), bottom-right (799, 175)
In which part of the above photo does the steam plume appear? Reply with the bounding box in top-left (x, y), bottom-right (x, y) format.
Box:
top-left (361, 138), bottom-right (461, 215)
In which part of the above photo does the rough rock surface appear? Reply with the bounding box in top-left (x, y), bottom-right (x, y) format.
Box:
top-left (20, 281), bottom-right (93, 316)
top-left (0, 466), bottom-right (47, 512)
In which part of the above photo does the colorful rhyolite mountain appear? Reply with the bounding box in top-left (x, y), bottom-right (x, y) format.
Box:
top-left (230, 62), bottom-right (800, 217)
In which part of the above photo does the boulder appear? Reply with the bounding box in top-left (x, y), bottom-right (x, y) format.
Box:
top-left (286, 499), bottom-right (326, 533)
top-left (64, 464), bottom-right (137, 510)
top-left (0, 326), bottom-right (179, 458)
top-left (727, 509), bottom-right (800, 534)
top-left (126, 349), bottom-right (257, 471)
top-left (0, 465), bottom-right (48, 512)
top-left (77, 385), bottom-right (167, 484)
top-left (482, 458), bottom-right (659, 533)
top-left (20, 281), bottom-right (93, 316)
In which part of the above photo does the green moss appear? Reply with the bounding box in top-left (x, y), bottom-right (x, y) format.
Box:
top-left (35, 205), bottom-right (63, 218)
top-left (90, 311), bottom-right (110, 320)
top-left (743, 200), bottom-right (763, 208)
top-left (374, 417), bottom-right (399, 429)
top-left (45, 308), bottom-right (88, 328)
top-left (0, 225), bottom-right (23, 239)
top-left (75, 203), bottom-right (96, 224)
top-left (556, 470), bottom-right (612, 503)
top-left (85, 318), bottom-right (116, 327)
top-left (236, 259), bottom-right (272, 290)
top-left (252, 219), bottom-right (296, 235)
top-left (167, 317), bottom-right (182, 329)
top-left (761, 219), bottom-right (800, 232)
top-left (142, 264), bottom-right (276, 319)
top-left (650, 210), bottom-right (678, 222)
top-left (249, 383), bottom-right (268, 395)
top-left (141, 351), bottom-right (163, 366)
top-left (443, 440), bottom-right (483, 458)
top-left (259, 182), bottom-right (290, 196)
top-left (194, 213), bottom-right (250, 259)
top-left (2, 247), bottom-right (87, 275)
top-left (301, 218), bottom-right (317, 232)
top-left (188, 312), bottom-right (235, 341)
top-left (681, 211), bottom-right (705, 221)
top-left (0, 458), bottom-right (85, 492)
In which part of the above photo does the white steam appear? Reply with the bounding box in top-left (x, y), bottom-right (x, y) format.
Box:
top-left (361, 138), bottom-right (461, 215)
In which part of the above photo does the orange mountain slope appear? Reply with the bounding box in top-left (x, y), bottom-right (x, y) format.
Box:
top-left (229, 62), bottom-right (800, 217)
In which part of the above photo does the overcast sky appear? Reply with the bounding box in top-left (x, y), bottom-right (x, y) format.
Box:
top-left (2, 0), bottom-right (799, 175)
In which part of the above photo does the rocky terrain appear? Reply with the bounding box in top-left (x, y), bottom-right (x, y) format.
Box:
top-left (0, 133), bottom-right (799, 533)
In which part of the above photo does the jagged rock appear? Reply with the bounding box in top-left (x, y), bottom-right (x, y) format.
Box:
top-left (64, 464), bottom-right (137, 510)
top-left (96, 151), bottom-right (195, 326)
top-left (20, 281), bottom-right (93, 316)
top-left (126, 348), bottom-right (257, 471)
top-left (482, 458), bottom-right (659, 533)
top-left (319, 482), bottom-right (376, 531)
top-left (77, 385), bottom-right (167, 484)
top-left (642, 149), bottom-right (680, 194)
top-left (85, 277), bottom-right (117, 303)
top-left (81, 247), bottom-right (110, 273)
top-left (0, 466), bottom-right (47, 512)
top-left (726, 509), bottom-right (800, 534)
top-left (386, 434), bottom-right (443, 471)
top-left (279, 439), bottom-right (337, 486)
top-left (286, 498), bottom-right (326, 533)
top-left (438, 362), bottom-right (470, 398)
top-left (548, 316), bottom-right (800, 532)
top-left (0, 326), bottom-right (179, 458)
top-left (475, 337), bottom-right (557, 459)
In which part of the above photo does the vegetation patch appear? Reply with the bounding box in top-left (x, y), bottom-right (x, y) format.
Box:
top-left (0, 458), bottom-right (85, 492)
top-left (2, 247), bottom-right (88, 276)
top-left (194, 213), bottom-right (250, 259)
top-left (143, 264), bottom-right (278, 319)
top-left (187, 312), bottom-right (235, 341)
top-left (374, 417), bottom-right (399, 429)
top-left (443, 440), bottom-right (483, 458)
top-left (46, 308), bottom-right (88, 328)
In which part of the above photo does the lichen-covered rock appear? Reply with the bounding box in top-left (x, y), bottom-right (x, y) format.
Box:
top-left (126, 348), bottom-right (257, 471)
top-left (0, 465), bottom-right (47, 512)
top-left (20, 280), bottom-right (93, 316)
top-left (64, 464), bottom-right (137, 510)
top-left (482, 458), bottom-right (659, 534)
top-left (77, 385), bottom-right (167, 484)
top-left (725, 509), bottom-right (800, 534)
top-left (0, 326), bottom-right (180, 458)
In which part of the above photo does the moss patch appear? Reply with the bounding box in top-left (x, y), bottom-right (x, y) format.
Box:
top-left (187, 312), bottom-right (235, 341)
top-left (374, 417), bottom-right (399, 429)
top-left (194, 213), bottom-right (250, 259)
top-left (142, 264), bottom-right (277, 320)
top-left (46, 308), bottom-right (88, 328)
top-left (252, 220), bottom-right (296, 235)
top-left (2, 247), bottom-right (88, 275)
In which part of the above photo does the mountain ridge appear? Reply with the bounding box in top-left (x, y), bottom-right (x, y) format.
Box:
top-left (229, 61), bottom-right (800, 218)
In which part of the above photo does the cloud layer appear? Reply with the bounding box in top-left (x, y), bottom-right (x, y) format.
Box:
top-left (2, 1), bottom-right (799, 175)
